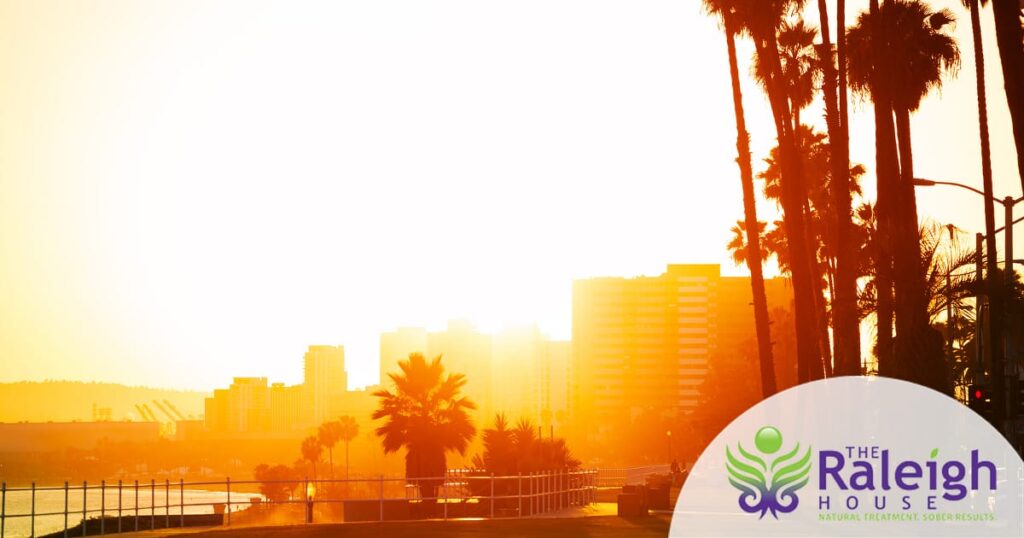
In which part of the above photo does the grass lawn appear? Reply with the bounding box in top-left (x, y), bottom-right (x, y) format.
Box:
top-left (179, 515), bottom-right (670, 538)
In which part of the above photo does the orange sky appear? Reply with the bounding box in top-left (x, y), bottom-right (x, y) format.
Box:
top-left (0, 0), bottom-right (1018, 390)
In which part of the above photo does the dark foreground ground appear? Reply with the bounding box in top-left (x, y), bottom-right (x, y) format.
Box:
top-left (177, 515), bottom-right (671, 538)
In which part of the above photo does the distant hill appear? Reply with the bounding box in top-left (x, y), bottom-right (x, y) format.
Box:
top-left (0, 381), bottom-right (209, 423)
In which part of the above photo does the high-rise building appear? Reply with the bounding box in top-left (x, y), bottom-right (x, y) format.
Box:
top-left (304, 345), bottom-right (347, 426)
top-left (379, 327), bottom-right (427, 383)
top-left (571, 264), bottom-right (791, 437)
top-left (427, 321), bottom-right (493, 422)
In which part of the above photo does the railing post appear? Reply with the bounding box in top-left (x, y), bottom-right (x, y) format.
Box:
top-left (179, 479), bottom-right (184, 528)
top-left (64, 481), bottom-right (69, 538)
top-left (225, 477), bottom-right (231, 527)
top-left (378, 475), bottom-right (384, 522)
top-left (31, 482), bottom-right (36, 538)
top-left (2, 481), bottom-right (6, 538)
top-left (133, 481), bottom-right (139, 532)
top-left (150, 480), bottom-right (155, 531)
top-left (489, 474), bottom-right (495, 519)
top-left (100, 480), bottom-right (105, 536)
top-left (160, 480), bottom-right (168, 529)
top-left (117, 480), bottom-right (122, 534)
top-left (302, 477), bottom-right (308, 525)
top-left (82, 481), bottom-right (87, 538)
top-left (442, 470), bottom-right (447, 521)
top-left (517, 473), bottom-right (522, 518)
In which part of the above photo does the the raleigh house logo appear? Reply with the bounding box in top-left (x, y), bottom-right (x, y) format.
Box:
top-left (726, 426), bottom-right (1000, 523)
top-left (726, 426), bottom-right (813, 519)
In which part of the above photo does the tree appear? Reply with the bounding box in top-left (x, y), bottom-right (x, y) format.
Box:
top-left (962, 0), bottom-right (999, 281)
top-left (847, 0), bottom-right (959, 393)
top-left (300, 435), bottom-right (323, 482)
top-left (373, 353), bottom-right (476, 499)
top-left (732, 0), bottom-right (826, 383)
top-left (816, 0), bottom-right (861, 376)
top-left (253, 464), bottom-right (299, 502)
top-left (988, 0), bottom-right (1024, 191)
top-left (702, 0), bottom-right (778, 398)
top-left (337, 416), bottom-right (359, 482)
top-left (317, 421), bottom-right (342, 479)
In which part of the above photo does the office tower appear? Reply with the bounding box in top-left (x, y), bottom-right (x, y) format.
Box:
top-left (304, 345), bottom-right (347, 425)
top-left (427, 321), bottom-right (494, 422)
top-left (572, 264), bottom-right (791, 437)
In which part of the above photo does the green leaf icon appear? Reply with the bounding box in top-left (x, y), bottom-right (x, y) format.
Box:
top-left (930, 448), bottom-right (939, 459)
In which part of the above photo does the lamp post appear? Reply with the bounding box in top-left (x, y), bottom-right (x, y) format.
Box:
top-left (666, 430), bottom-right (673, 463)
top-left (913, 178), bottom-right (1023, 436)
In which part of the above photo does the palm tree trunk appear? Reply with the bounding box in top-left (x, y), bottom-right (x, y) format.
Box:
top-left (969, 0), bottom-right (998, 278)
top-left (990, 0), bottom-right (1024, 191)
top-left (894, 104), bottom-right (949, 393)
top-left (869, 0), bottom-right (901, 377)
top-left (820, 0), bottom-right (860, 376)
top-left (723, 17), bottom-right (777, 397)
top-left (753, 32), bottom-right (824, 383)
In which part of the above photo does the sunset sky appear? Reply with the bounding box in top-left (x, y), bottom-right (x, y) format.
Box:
top-left (0, 0), bottom-right (1019, 391)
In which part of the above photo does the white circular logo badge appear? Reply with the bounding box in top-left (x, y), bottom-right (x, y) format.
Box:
top-left (671, 377), bottom-right (1024, 537)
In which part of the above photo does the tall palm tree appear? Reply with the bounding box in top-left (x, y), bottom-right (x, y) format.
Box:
top-left (847, 0), bottom-right (954, 392)
top-left (733, 0), bottom-right (825, 383)
top-left (989, 0), bottom-right (1024, 191)
top-left (300, 435), bottom-right (323, 482)
top-left (337, 416), bottom-right (359, 482)
top-left (317, 420), bottom-right (342, 479)
top-left (373, 353), bottom-right (476, 499)
top-left (817, 0), bottom-right (861, 376)
top-left (963, 0), bottom-right (999, 279)
top-left (702, 0), bottom-right (778, 397)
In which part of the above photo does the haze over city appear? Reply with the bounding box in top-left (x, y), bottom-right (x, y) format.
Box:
top-left (0, 0), bottom-right (1019, 393)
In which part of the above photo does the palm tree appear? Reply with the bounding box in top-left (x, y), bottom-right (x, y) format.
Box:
top-left (337, 416), bottom-right (359, 482)
top-left (300, 435), bottom-right (323, 482)
top-left (988, 0), bottom-right (1024, 191)
top-left (373, 353), bottom-right (476, 499)
top-left (847, 0), bottom-right (958, 393)
top-left (732, 0), bottom-right (826, 383)
top-left (816, 0), bottom-right (861, 376)
top-left (317, 421), bottom-right (342, 479)
top-left (963, 0), bottom-right (999, 280)
top-left (702, 0), bottom-right (778, 397)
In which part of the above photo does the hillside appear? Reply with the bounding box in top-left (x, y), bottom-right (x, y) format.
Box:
top-left (0, 381), bottom-right (209, 423)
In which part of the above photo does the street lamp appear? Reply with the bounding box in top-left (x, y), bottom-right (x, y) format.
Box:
top-left (912, 178), bottom-right (1024, 270)
top-left (666, 430), bottom-right (673, 463)
top-left (913, 178), bottom-right (1023, 436)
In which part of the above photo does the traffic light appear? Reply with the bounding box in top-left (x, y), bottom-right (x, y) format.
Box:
top-left (968, 383), bottom-right (994, 421)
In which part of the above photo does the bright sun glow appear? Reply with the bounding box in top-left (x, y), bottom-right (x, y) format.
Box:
top-left (0, 0), bottom-right (1018, 390)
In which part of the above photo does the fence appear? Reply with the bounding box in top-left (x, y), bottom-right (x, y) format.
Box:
top-left (0, 469), bottom-right (598, 538)
top-left (595, 465), bottom-right (671, 487)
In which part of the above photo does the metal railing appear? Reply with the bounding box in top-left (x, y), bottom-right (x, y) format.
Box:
top-left (595, 465), bottom-right (671, 487)
top-left (0, 469), bottom-right (599, 538)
